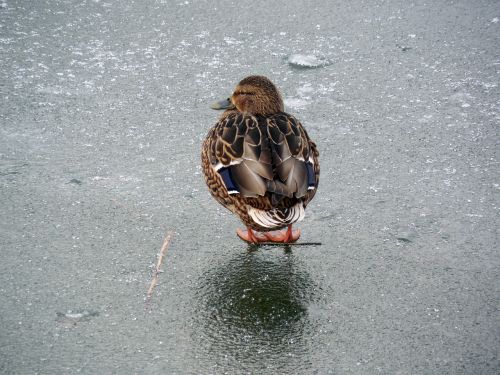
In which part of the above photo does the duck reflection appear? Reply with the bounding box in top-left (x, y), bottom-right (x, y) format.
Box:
top-left (193, 247), bottom-right (318, 364)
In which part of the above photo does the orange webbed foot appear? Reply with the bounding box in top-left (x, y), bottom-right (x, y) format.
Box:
top-left (236, 225), bottom-right (301, 244)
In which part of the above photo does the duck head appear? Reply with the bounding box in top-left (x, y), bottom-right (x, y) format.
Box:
top-left (211, 75), bottom-right (284, 115)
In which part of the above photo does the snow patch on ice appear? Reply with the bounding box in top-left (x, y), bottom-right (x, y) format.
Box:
top-left (297, 83), bottom-right (314, 96)
top-left (481, 82), bottom-right (497, 89)
top-left (417, 114), bottom-right (434, 123)
top-left (288, 54), bottom-right (330, 68)
top-left (284, 83), bottom-right (321, 109)
top-left (448, 91), bottom-right (475, 109)
top-left (284, 98), bottom-right (309, 109)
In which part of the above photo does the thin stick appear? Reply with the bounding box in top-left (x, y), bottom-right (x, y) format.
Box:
top-left (254, 242), bottom-right (322, 247)
top-left (145, 231), bottom-right (174, 309)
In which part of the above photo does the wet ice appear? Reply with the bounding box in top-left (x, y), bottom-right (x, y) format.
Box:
top-left (0, 0), bottom-right (499, 374)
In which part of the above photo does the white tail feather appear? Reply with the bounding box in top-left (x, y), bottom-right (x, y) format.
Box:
top-left (247, 204), bottom-right (305, 229)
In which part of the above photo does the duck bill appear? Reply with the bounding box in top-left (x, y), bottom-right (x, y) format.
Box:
top-left (210, 97), bottom-right (235, 110)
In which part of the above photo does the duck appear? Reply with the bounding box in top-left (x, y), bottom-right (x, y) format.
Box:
top-left (201, 75), bottom-right (320, 243)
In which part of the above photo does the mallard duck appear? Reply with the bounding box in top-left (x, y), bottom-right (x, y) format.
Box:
top-left (201, 76), bottom-right (320, 243)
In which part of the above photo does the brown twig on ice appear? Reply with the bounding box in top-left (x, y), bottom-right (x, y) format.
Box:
top-left (254, 242), bottom-right (322, 246)
top-left (145, 231), bottom-right (174, 309)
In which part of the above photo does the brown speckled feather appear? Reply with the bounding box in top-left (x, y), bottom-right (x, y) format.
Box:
top-left (202, 109), bottom-right (319, 231)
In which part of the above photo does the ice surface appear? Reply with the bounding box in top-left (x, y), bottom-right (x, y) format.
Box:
top-left (284, 97), bottom-right (309, 109)
top-left (0, 0), bottom-right (499, 374)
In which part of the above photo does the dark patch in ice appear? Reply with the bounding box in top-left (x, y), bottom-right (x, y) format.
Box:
top-left (193, 251), bottom-right (320, 355)
top-left (0, 170), bottom-right (20, 176)
top-left (68, 178), bottom-right (83, 185)
top-left (396, 237), bottom-right (412, 243)
top-left (396, 44), bottom-right (412, 52)
top-left (0, 163), bottom-right (28, 176)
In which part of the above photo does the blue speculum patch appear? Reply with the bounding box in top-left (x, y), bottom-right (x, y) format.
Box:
top-left (218, 166), bottom-right (239, 194)
top-left (306, 162), bottom-right (315, 189)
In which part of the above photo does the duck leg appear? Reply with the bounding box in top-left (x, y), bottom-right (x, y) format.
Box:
top-left (236, 225), bottom-right (301, 244)
top-left (263, 225), bottom-right (301, 243)
top-left (236, 227), bottom-right (268, 243)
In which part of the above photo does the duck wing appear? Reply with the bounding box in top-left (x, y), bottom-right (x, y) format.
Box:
top-left (265, 112), bottom-right (318, 200)
top-left (207, 111), bottom-right (318, 201)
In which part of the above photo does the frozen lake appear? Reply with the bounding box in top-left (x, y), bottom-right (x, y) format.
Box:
top-left (1, 0), bottom-right (499, 373)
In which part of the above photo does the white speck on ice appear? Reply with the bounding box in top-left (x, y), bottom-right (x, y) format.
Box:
top-left (481, 82), bottom-right (497, 89)
top-left (196, 31), bottom-right (209, 38)
top-left (224, 37), bottom-right (242, 45)
top-left (417, 114), bottom-right (434, 123)
top-left (65, 312), bottom-right (85, 319)
top-left (119, 175), bottom-right (142, 183)
top-left (491, 17), bottom-right (499, 23)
